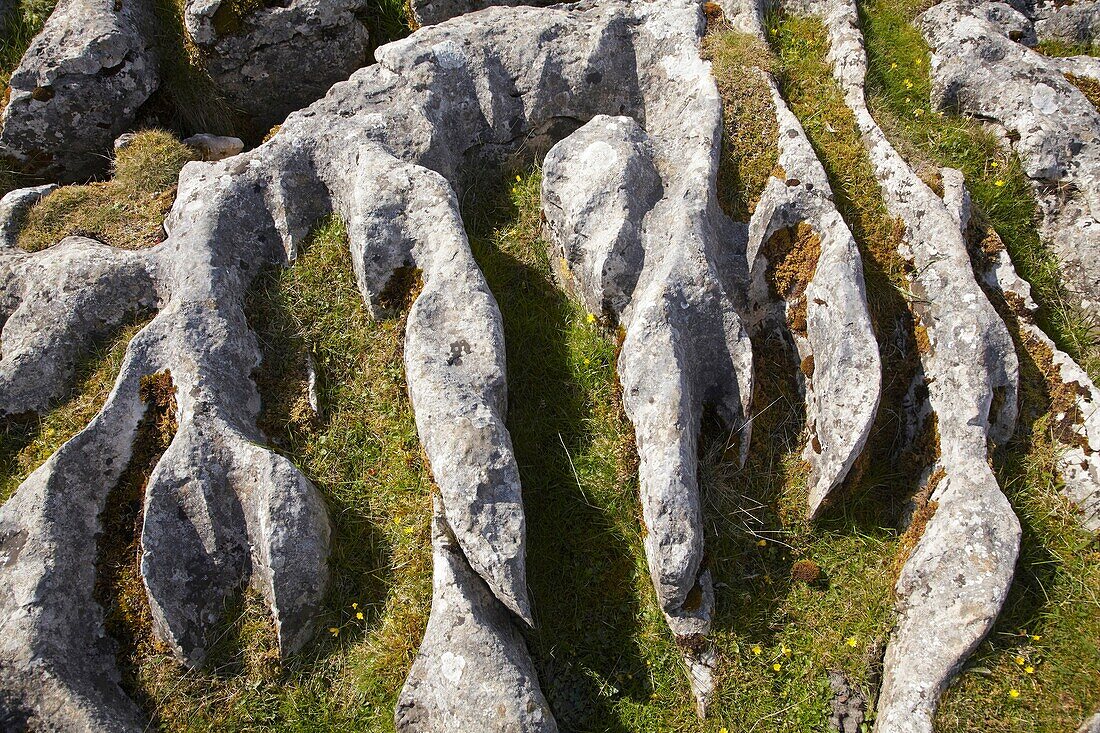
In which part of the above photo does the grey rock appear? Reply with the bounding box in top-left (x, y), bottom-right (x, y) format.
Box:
top-left (919, 0), bottom-right (1100, 312)
top-left (1078, 712), bottom-right (1100, 733)
top-left (394, 500), bottom-right (556, 732)
top-left (183, 133), bottom-right (245, 161)
top-left (196, 0), bottom-right (371, 129)
top-left (0, 185), bottom-right (56, 250)
top-left (827, 670), bottom-right (866, 733)
top-left (349, 142), bottom-right (532, 624)
top-left (953, 172), bottom-right (1100, 534)
top-left (0, 157), bottom-right (333, 725)
top-left (0, 0), bottom-right (158, 181)
top-left (1031, 0), bottom-right (1100, 45)
top-left (409, 0), bottom-right (548, 28)
top-left (542, 115), bottom-right (661, 322)
top-left (539, 31), bottom-right (755, 708)
top-left (745, 77), bottom-right (880, 520)
top-left (811, 3), bottom-right (1022, 730)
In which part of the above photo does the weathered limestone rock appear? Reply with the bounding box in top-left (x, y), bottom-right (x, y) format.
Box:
top-left (409, 0), bottom-right (543, 27)
top-left (919, 0), bottom-right (1100, 311)
top-left (1030, 0), bottom-right (1100, 45)
top-left (190, 0), bottom-right (371, 129)
top-left (808, 2), bottom-right (1022, 730)
top-left (0, 185), bottom-right (56, 249)
top-left (0, 0), bottom-right (757, 726)
top-left (0, 0), bottom-right (158, 181)
top-left (183, 133), bottom-right (245, 161)
top-left (350, 142), bottom-right (532, 625)
top-left (716, 0), bottom-right (880, 520)
top-left (0, 148), bottom-right (334, 723)
top-left (946, 171), bottom-right (1100, 533)
top-left (395, 500), bottom-right (556, 731)
top-left (1079, 712), bottom-right (1100, 733)
top-left (539, 7), bottom-right (755, 708)
top-left (745, 78), bottom-right (880, 519)
top-left (542, 116), bottom-right (661, 322)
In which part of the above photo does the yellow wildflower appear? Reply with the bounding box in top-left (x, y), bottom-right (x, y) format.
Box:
top-left (1014, 656), bottom-right (1025, 665)
top-left (772, 663), bottom-right (782, 672)
top-left (904, 78), bottom-right (913, 89)
top-left (757, 539), bottom-right (767, 547)
top-left (352, 602), bottom-right (358, 609)
top-left (1009, 689), bottom-right (1020, 698)
top-left (781, 645), bottom-right (791, 656)
top-left (1031, 634), bottom-right (1041, 641)
top-left (890, 62), bottom-right (898, 69)
top-left (356, 611), bottom-right (364, 620)
top-left (914, 109), bottom-right (924, 117)
top-left (751, 645), bottom-right (762, 656)
top-left (995, 180), bottom-right (1005, 187)
top-left (915, 57), bottom-right (922, 66)
top-left (990, 161), bottom-right (998, 168)
top-left (329, 627), bottom-right (340, 637)
top-left (1025, 665), bottom-right (1035, 674)
top-left (586, 313), bottom-right (596, 324)
top-left (515, 175), bottom-right (521, 182)
top-left (846, 637), bottom-right (858, 648)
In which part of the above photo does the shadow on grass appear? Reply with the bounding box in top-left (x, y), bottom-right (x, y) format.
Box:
top-left (462, 178), bottom-right (650, 733)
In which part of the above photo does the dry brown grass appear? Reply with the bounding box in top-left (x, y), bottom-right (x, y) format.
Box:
top-left (17, 130), bottom-right (195, 252)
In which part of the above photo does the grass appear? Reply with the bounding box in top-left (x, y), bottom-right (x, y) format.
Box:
top-left (771, 5), bottom-right (1100, 729)
top-left (1036, 39), bottom-right (1100, 58)
top-left (0, 319), bottom-right (149, 503)
top-left (702, 24), bottom-right (779, 220)
top-left (15, 129), bottom-right (196, 252)
top-left (1065, 72), bottom-right (1100, 110)
top-left (1, 1), bottom-right (1095, 729)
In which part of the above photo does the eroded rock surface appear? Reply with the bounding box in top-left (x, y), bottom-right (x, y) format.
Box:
top-left (745, 78), bottom-right (880, 519)
top-left (0, 0), bottom-right (158, 181)
top-left (812, 2), bottom-right (1023, 730)
top-left (0, 0), bottom-right (750, 726)
top-left (920, 0), bottom-right (1100, 310)
top-left (190, 0), bottom-right (371, 129)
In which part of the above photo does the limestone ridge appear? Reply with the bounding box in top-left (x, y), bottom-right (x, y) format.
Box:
top-left (808, 0), bottom-right (1024, 729)
top-left (745, 79), bottom-right (881, 520)
top-left (1, 0), bottom-right (742, 727)
top-left (0, 153), bottom-right (332, 728)
top-left (919, 0), bottom-right (1100, 312)
top-left (720, 0), bottom-right (882, 520)
top-left (0, 0), bottom-right (370, 181)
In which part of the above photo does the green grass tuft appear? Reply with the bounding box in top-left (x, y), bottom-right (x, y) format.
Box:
top-left (16, 129), bottom-right (196, 252)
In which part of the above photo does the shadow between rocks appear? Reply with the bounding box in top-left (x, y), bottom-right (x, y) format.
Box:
top-left (462, 175), bottom-right (649, 733)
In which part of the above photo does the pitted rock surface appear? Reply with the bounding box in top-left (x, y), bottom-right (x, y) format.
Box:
top-left (0, 0), bottom-right (158, 181)
top-left (192, 0), bottom-right (371, 128)
top-left (920, 0), bottom-right (1100, 311)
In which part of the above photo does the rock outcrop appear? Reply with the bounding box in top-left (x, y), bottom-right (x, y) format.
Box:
top-left (812, 2), bottom-right (1023, 730)
top-left (0, 0), bottom-right (158, 181)
top-left (0, 0), bottom-right (1095, 727)
top-left (920, 0), bottom-right (1100, 311)
top-left (187, 0), bottom-right (372, 129)
top-left (1, 0), bottom-right (751, 726)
